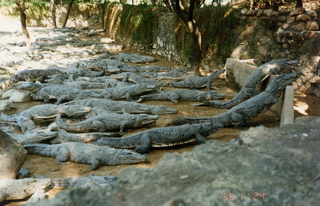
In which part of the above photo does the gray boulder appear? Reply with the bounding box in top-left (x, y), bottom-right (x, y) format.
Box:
top-left (23, 116), bottom-right (320, 206)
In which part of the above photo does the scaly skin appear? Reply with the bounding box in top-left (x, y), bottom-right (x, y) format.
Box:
top-left (55, 113), bottom-right (159, 134)
top-left (0, 104), bottom-right (92, 122)
top-left (91, 123), bottom-right (223, 153)
top-left (2, 69), bottom-right (66, 90)
top-left (196, 59), bottom-right (300, 108)
top-left (168, 72), bottom-right (301, 129)
top-left (137, 89), bottom-right (225, 104)
top-left (63, 98), bottom-right (178, 115)
top-left (49, 129), bottom-right (121, 144)
top-left (30, 85), bottom-right (101, 104)
top-left (24, 142), bottom-right (147, 170)
top-left (170, 69), bottom-right (225, 90)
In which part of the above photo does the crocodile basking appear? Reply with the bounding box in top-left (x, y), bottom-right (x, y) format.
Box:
top-left (55, 113), bottom-right (159, 134)
top-left (29, 85), bottom-right (101, 104)
top-left (196, 59), bottom-right (300, 109)
top-left (98, 83), bottom-right (157, 100)
top-left (5, 129), bottom-right (58, 145)
top-left (2, 68), bottom-right (66, 90)
top-left (91, 123), bottom-right (223, 153)
top-left (108, 72), bottom-right (164, 87)
top-left (0, 104), bottom-right (92, 122)
top-left (23, 142), bottom-right (147, 169)
top-left (49, 129), bottom-right (121, 144)
top-left (137, 89), bottom-right (226, 104)
top-left (167, 71), bottom-right (301, 129)
top-left (169, 69), bottom-right (225, 90)
top-left (63, 98), bottom-right (178, 115)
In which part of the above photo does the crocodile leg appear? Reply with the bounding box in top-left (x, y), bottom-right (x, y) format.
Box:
top-left (90, 157), bottom-right (100, 170)
top-left (92, 120), bottom-right (107, 132)
top-left (56, 95), bottom-right (71, 105)
top-left (195, 133), bottom-right (206, 143)
top-left (55, 147), bottom-right (70, 165)
top-left (170, 93), bottom-right (180, 104)
top-left (125, 92), bottom-right (133, 101)
top-left (135, 133), bottom-right (152, 153)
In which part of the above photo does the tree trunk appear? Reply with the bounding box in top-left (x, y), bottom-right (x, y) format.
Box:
top-left (50, 0), bottom-right (57, 28)
top-left (62, 0), bottom-right (76, 28)
top-left (15, 0), bottom-right (31, 47)
top-left (171, 0), bottom-right (202, 75)
top-left (0, 129), bottom-right (28, 180)
top-left (295, 0), bottom-right (303, 8)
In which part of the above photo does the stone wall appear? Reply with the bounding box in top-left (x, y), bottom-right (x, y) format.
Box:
top-left (232, 7), bottom-right (320, 95)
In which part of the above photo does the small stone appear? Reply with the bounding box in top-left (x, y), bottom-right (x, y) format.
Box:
top-left (306, 21), bottom-right (319, 31)
top-left (289, 7), bottom-right (305, 16)
top-left (296, 14), bottom-right (311, 22)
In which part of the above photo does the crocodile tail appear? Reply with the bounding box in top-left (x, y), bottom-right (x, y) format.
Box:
top-left (166, 117), bottom-right (198, 126)
top-left (23, 143), bottom-right (58, 157)
top-left (55, 114), bottom-right (87, 132)
top-left (0, 113), bottom-right (16, 121)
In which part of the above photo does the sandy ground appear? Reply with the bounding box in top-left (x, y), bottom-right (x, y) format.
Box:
top-left (1, 25), bottom-right (319, 206)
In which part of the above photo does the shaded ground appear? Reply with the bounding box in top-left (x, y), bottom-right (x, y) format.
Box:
top-left (1, 26), bottom-right (319, 206)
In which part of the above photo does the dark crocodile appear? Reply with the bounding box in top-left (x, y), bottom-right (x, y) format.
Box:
top-left (196, 59), bottom-right (300, 108)
top-left (137, 89), bottom-right (226, 104)
top-left (55, 113), bottom-right (159, 134)
top-left (23, 142), bottom-right (147, 169)
top-left (2, 68), bottom-right (66, 90)
top-left (91, 123), bottom-right (223, 153)
top-left (167, 71), bottom-right (301, 129)
top-left (169, 69), bottom-right (225, 90)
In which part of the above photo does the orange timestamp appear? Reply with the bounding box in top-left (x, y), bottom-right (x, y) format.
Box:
top-left (220, 193), bottom-right (266, 200)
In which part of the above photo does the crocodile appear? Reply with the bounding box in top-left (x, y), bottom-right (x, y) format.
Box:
top-left (91, 123), bottom-right (223, 153)
top-left (137, 89), bottom-right (226, 104)
top-left (196, 59), bottom-right (300, 108)
top-left (5, 129), bottom-right (58, 145)
top-left (169, 69), bottom-right (225, 90)
top-left (0, 178), bottom-right (52, 202)
top-left (136, 65), bottom-right (175, 73)
top-left (0, 104), bottom-right (92, 122)
top-left (2, 68), bottom-right (66, 90)
top-left (50, 174), bottom-right (117, 189)
top-left (140, 67), bottom-right (191, 79)
top-left (167, 71), bottom-right (302, 129)
top-left (23, 142), bottom-right (147, 169)
top-left (108, 72), bottom-right (164, 87)
top-left (110, 52), bottom-right (156, 63)
top-left (49, 129), bottom-right (121, 144)
top-left (80, 59), bottom-right (136, 74)
top-left (98, 83), bottom-right (157, 100)
top-left (29, 85), bottom-right (102, 104)
top-left (55, 113), bottom-right (159, 134)
top-left (63, 98), bottom-right (178, 115)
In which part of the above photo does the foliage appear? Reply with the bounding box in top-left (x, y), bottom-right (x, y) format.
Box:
top-left (174, 4), bottom-right (237, 64)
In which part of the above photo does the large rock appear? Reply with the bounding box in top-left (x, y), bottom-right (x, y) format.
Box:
top-left (24, 116), bottom-right (320, 206)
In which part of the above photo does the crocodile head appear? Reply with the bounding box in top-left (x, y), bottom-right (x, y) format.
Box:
top-left (206, 91), bottom-right (226, 100)
top-left (266, 71), bottom-right (302, 95)
top-left (110, 149), bottom-right (147, 164)
top-left (150, 105), bottom-right (178, 115)
top-left (17, 82), bottom-right (43, 92)
top-left (135, 114), bottom-right (159, 126)
top-left (62, 105), bottom-right (92, 116)
top-left (264, 59), bottom-right (300, 75)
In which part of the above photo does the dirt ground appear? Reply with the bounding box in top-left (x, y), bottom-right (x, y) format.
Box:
top-left (3, 28), bottom-right (320, 206)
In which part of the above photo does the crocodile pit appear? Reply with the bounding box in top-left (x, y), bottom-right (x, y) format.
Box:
top-left (0, 26), bottom-right (319, 205)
